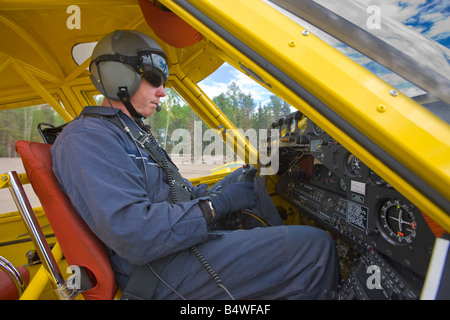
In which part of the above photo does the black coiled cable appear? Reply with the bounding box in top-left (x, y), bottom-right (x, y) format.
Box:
top-left (190, 246), bottom-right (235, 300)
top-left (146, 129), bottom-right (178, 203)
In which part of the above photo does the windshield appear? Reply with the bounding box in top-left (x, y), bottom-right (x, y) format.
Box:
top-left (267, 0), bottom-right (450, 123)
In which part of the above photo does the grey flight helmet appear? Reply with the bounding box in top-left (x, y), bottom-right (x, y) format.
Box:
top-left (89, 30), bottom-right (169, 117)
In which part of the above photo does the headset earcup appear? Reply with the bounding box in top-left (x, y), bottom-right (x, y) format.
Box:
top-left (90, 61), bottom-right (141, 100)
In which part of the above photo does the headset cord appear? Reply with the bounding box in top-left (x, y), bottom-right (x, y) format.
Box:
top-left (145, 128), bottom-right (178, 203)
top-left (190, 246), bottom-right (235, 300)
top-left (146, 263), bottom-right (187, 300)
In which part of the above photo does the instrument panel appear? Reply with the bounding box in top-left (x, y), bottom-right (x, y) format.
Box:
top-left (268, 111), bottom-right (437, 300)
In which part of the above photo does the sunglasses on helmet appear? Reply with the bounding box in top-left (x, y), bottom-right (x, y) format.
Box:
top-left (137, 51), bottom-right (169, 87)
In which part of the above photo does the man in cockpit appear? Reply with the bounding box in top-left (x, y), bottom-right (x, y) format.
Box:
top-left (51, 30), bottom-right (339, 300)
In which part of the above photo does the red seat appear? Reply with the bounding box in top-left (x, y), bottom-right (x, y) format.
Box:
top-left (0, 266), bottom-right (30, 300)
top-left (15, 140), bottom-right (117, 300)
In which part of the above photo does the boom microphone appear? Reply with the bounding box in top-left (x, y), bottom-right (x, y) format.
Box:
top-left (156, 104), bottom-right (161, 112)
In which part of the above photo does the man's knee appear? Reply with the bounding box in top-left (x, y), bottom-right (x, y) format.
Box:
top-left (286, 225), bottom-right (338, 272)
top-left (287, 225), bottom-right (334, 247)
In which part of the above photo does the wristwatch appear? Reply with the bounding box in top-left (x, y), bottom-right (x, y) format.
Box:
top-left (206, 200), bottom-right (216, 219)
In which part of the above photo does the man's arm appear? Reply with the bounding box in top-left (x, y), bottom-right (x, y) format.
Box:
top-left (51, 122), bottom-right (212, 265)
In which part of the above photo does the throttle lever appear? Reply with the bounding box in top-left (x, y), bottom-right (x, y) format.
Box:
top-left (237, 164), bottom-right (257, 183)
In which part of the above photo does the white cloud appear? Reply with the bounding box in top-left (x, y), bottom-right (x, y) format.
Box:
top-left (198, 80), bottom-right (229, 99)
top-left (199, 64), bottom-right (275, 106)
top-left (233, 68), bottom-right (273, 102)
top-left (379, 0), bottom-right (425, 22)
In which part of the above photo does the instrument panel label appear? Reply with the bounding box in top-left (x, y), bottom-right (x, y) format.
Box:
top-left (347, 201), bottom-right (368, 230)
top-left (351, 180), bottom-right (366, 195)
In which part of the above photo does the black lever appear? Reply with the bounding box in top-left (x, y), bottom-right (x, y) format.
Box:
top-left (237, 164), bottom-right (257, 183)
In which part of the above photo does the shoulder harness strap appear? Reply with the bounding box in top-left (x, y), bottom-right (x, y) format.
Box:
top-left (83, 113), bottom-right (192, 203)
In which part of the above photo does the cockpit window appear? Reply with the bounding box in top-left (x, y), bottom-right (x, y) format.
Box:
top-left (72, 42), bottom-right (97, 66)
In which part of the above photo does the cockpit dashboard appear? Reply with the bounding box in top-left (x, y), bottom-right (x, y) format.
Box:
top-left (266, 111), bottom-right (439, 300)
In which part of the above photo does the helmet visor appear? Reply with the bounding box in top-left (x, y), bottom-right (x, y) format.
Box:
top-left (138, 51), bottom-right (169, 87)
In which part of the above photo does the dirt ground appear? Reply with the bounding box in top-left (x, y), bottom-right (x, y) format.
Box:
top-left (0, 157), bottom-right (220, 214)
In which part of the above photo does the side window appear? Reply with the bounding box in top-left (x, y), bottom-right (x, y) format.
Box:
top-left (0, 104), bottom-right (64, 213)
top-left (72, 42), bottom-right (97, 66)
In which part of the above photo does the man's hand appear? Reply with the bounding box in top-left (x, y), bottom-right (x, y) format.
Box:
top-left (210, 182), bottom-right (257, 220)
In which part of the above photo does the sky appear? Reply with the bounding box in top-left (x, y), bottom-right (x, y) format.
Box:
top-left (197, 0), bottom-right (450, 106)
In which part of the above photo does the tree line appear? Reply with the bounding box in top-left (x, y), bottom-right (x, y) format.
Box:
top-left (0, 104), bottom-right (65, 157)
top-left (147, 82), bottom-right (291, 155)
top-left (0, 82), bottom-right (290, 157)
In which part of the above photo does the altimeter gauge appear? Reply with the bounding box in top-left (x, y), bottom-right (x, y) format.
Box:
top-left (378, 199), bottom-right (417, 245)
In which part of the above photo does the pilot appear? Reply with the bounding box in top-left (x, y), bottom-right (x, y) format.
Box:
top-left (51, 30), bottom-right (339, 299)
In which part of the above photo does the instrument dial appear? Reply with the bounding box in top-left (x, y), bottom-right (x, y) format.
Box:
top-left (312, 165), bottom-right (323, 183)
top-left (346, 154), bottom-right (361, 176)
top-left (378, 199), bottom-right (417, 245)
top-left (313, 123), bottom-right (323, 135)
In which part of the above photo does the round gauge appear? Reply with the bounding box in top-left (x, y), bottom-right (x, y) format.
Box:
top-left (313, 123), bottom-right (323, 135)
top-left (289, 117), bottom-right (296, 133)
top-left (312, 165), bottom-right (323, 183)
top-left (345, 154), bottom-right (361, 176)
top-left (378, 199), bottom-right (417, 246)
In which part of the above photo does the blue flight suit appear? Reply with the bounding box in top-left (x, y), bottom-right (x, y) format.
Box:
top-left (51, 105), bottom-right (339, 299)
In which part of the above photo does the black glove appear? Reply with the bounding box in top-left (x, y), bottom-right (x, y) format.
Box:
top-left (191, 183), bottom-right (208, 198)
top-left (210, 182), bottom-right (256, 221)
